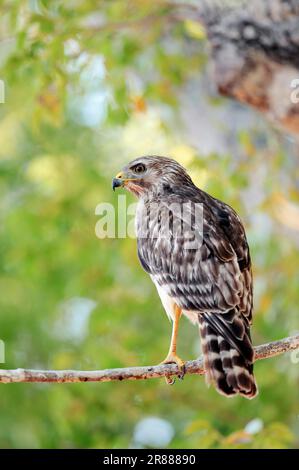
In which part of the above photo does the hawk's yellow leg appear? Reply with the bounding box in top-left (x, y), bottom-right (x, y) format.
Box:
top-left (160, 304), bottom-right (185, 384)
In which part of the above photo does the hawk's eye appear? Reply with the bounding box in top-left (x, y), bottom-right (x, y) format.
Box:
top-left (132, 163), bottom-right (146, 174)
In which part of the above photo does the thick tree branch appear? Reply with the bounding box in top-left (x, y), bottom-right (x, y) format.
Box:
top-left (198, 0), bottom-right (299, 136)
top-left (0, 334), bottom-right (298, 384)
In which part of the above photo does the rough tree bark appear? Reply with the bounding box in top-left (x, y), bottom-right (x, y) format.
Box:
top-left (1, 334), bottom-right (298, 383)
top-left (192, 0), bottom-right (299, 136)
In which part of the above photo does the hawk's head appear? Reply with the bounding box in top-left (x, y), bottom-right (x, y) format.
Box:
top-left (112, 156), bottom-right (193, 197)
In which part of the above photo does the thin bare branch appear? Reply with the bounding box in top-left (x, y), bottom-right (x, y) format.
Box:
top-left (0, 334), bottom-right (298, 384)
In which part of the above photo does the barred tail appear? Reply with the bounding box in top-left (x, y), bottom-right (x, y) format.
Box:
top-left (198, 313), bottom-right (258, 399)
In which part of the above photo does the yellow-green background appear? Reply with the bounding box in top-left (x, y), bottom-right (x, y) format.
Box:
top-left (0, 0), bottom-right (298, 448)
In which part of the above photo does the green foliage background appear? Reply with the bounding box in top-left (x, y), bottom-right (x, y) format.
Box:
top-left (0, 0), bottom-right (298, 449)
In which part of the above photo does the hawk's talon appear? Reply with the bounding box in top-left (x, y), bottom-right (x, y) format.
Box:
top-left (160, 353), bottom-right (186, 385)
top-left (178, 363), bottom-right (186, 381)
top-left (165, 376), bottom-right (176, 385)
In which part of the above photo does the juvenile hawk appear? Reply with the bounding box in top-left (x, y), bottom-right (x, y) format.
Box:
top-left (113, 156), bottom-right (257, 398)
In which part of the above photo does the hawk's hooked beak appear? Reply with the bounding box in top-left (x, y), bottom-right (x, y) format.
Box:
top-left (112, 172), bottom-right (124, 191)
top-left (112, 171), bottom-right (138, 191)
